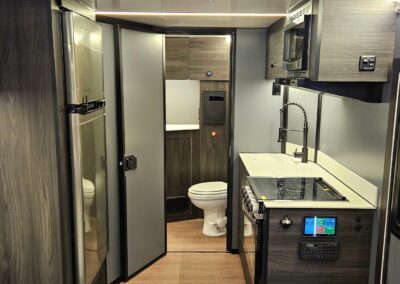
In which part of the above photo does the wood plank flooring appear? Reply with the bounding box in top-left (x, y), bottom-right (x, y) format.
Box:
top-left (124, 219), bottom-right (245, 284)
top-left (167, 219), bottom-right (226, 252)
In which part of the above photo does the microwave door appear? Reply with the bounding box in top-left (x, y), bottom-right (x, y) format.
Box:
top-left (63, 12), bottom-right (104, 105)
top-left (69, 108), bottom-right (109, 284)
top-left (283, 15), bottom-right (312, 72)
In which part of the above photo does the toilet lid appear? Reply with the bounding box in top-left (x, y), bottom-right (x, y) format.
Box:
top-left (189, 182), bottom-right (227, 195)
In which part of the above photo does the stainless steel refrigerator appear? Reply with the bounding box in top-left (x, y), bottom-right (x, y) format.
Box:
top-left (379, 57), bottom-right (400, 283)
top-left (63, 11), bottom-right (108, 284)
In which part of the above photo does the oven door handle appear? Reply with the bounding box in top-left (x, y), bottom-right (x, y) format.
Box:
top-left (242, 204), bottom-right (257, 225)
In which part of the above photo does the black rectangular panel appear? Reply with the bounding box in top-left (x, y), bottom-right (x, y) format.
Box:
top-left (203, 91), bottom-right (226, 125)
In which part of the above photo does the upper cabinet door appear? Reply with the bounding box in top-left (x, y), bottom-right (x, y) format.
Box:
top-left (265, 18), bottom-right (287, 80)
top-left (165, 37), bottom-right (189, 80)
top-left (189, 37), bottom-right (230, 81)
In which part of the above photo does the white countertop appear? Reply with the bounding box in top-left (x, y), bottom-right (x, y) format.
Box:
top-left (166, 124), bottom-right (199, 131)
top-left (240, 153), bottom-right (376, 210)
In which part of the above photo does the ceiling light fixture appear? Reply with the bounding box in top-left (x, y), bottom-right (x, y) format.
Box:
top-left (94, 11), bottom-right (287, 17)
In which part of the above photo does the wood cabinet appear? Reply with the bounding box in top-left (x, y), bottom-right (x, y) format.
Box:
top-left (309, 0), bottom-right (396, 82)
top-left (199, 81), bottom-right (230, 182)
top-left (189, 37), bottom-right (230, 81)
top-left (165, 37), bottom-right (189, 80)
top-left (265, 208), bottom-right (374, 283)
top-left (165, 37), bottom-right (230, 81)
top-left (265, 0), bottom-right (396, 82)
top-left (165, 129), bottom-right (200, 222)
top-left (265, 18), bottom-right (287, 80)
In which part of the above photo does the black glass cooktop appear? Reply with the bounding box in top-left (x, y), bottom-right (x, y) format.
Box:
top-left (247, 177), bottom-right (347, 201)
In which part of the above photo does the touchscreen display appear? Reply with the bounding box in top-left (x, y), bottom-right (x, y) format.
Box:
top-left (303, 216), bottom-right (336, 236)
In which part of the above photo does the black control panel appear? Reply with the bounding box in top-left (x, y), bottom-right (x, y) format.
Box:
top-left (299, 241), bottom-right (339, 261)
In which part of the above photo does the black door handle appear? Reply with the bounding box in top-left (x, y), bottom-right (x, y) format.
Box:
top-left (124, 155), bottom-right (137, 171)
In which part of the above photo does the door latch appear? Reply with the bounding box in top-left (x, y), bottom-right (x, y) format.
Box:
top-left (124, 155), bottom-right (137, 171)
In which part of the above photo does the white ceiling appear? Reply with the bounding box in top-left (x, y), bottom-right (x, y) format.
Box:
top-left (95, 0), bottom-right (288, 28)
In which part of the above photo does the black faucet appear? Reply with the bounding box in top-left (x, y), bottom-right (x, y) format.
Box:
top-left (278, 102), bottom-right (309, 163)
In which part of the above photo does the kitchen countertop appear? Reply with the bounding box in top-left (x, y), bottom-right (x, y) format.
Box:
top-left (240, 153), bottom-right (376, 209)
top-left (166, 124), bottom-right (199, 131)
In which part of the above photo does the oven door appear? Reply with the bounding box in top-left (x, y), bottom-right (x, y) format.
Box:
top-left (283, 14), bottom-right (312, 72)
top-left (242, 204), bottom-right (263, 284)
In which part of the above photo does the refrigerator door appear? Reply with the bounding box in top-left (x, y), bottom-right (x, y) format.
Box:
top-left (392, 67), bottom-right (400, 239)
top-left (63, 11), bottom-right (104, 104)
top-left (70, 107), bottom-right (108, 284)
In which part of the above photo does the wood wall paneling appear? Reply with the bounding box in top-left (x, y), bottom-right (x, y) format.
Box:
top-left (166, 130), bottom-right (200, 222)
top-left (189, 37), bottom-right (230, 81)
top-left (165, 37), bottom-right (189, 80)
top-left (199, 81), bottom-right (230, 182)
top-left (266, 208), bottom-right (374, 284)
top-left (0, 0), bottom-right (68, 283)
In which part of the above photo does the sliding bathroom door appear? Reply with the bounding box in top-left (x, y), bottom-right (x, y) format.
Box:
top-left (119, 28), bottom-right (165, 280)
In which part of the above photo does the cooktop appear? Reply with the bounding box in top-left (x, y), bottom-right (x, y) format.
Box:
top-left (247, 177), bottom-right (347, 201)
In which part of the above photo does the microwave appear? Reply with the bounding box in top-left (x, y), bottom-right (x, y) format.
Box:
top-left (283, 0), bottom-right (312, 78)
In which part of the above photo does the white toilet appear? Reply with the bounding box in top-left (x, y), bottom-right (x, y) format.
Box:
top-left (188, 181), bottom-right (227, 236)
top-left (82, 178), bottom-right (95, 233)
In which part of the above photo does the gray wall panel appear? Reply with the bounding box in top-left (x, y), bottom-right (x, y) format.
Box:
top-left (101, 23), bottom-right (121, 283)
top-left (319, 94), bottom-right (389, 284)
top-left (287, 87), bottom-right (319, 149)
top-left (319, 95), bottom-right (389, 188)
top-left (232, 29), bottom-right (282, 248)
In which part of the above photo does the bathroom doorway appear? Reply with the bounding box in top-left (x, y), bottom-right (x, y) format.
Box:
top-left (164, 34), bottom-right (233, 253)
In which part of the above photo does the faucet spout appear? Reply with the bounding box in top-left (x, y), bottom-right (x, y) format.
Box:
top-left (278, 102), bottom-right (309, 163)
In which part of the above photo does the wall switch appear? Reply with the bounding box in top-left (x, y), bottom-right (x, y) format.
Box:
top-left (272, 82), bottom-right (282, 96)
top-left (359, 55), bottom-right (376, 71)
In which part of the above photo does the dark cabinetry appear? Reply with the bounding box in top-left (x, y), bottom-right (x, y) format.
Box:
top-left (199, 82), bottom-right (230, 182)
top-left (265, 0), bottom-right (396, 82)
top-left (166, 130), bottom-right (200, 221)
top-left (165, 37), bottom-right (189, 80)
top-left (165, 37), bottom-right (230, 81)
top-left (265, 18), bottom-right (287, 80)
top-left (265, 208), bottom-right (374, 283)
top-left (189, 37), bottom-right (230, 81)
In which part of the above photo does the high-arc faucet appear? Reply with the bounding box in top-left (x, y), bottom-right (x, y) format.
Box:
top-left (278, 102), bottom-right (309, 163)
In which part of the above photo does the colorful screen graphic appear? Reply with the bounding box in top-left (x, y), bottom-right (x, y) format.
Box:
top-left (303, 216), bottom-right (336, 236)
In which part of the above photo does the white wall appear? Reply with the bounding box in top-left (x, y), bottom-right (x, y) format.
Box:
top-left (166, 80), bottom-right (200, 125)
top-left (232, 29), bottom-right (283, 249)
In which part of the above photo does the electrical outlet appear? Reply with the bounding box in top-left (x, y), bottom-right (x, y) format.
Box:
top-left (359, 55), bottom-right (376, 71)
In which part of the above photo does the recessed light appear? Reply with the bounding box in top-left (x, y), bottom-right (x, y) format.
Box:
top-left (94, 11), bottom-right (287, 17)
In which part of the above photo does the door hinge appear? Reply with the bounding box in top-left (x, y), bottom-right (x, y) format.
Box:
top-left (124, 155), bottom-right (137, 171)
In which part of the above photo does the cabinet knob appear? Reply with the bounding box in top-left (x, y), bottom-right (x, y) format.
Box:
top-left (206, 70), bottom-right (213, 77)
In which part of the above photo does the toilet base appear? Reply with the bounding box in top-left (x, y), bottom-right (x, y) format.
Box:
top-left (203, 208), bottom-right (226, 237)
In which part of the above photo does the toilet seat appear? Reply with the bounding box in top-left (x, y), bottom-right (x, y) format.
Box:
top-left (189, 182), bottom-right (227, 200)
top-left (83, 178), bottom-right (95, 197)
